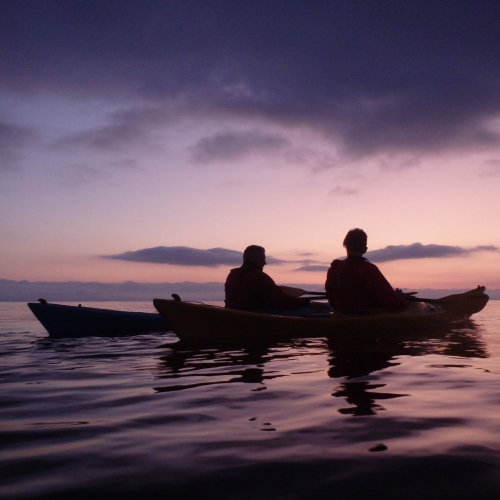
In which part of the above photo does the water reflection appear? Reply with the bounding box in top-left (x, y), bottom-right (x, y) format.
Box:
top-left (33, 319), bottom-right (488, 418)
top-left (154, 338), bottom-right (317, 392)
top-left (326, 323), bottom-right (488, 416)
top-left (155, 322), bottom-right (488, 416)
top-left (326, 337), bottom-right (406, 416)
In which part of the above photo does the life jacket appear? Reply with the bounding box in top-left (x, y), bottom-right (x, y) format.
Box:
top-left (225, 265), bottom-right (308, 311)
top-left (325, 256), bottom-right (404, 312)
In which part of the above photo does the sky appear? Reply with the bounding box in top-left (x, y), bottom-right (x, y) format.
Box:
top-left (1, 0), bottom-right (500, 291)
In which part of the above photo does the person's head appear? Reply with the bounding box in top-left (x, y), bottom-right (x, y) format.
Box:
top-left (343, 228), bottom-right (367, 255)
top-left (243, 245), bottom-right (266, 268)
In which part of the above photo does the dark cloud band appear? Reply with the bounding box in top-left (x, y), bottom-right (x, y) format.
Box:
top-left (191, 130), bottom-right (290, 163)
top-left (3, 2), bottom-right (500, 161)
top-left (104, 246), bottom-right (285, 267)
top-left (295, 265), bottom-right (330, 272)
top-left (0, 120), bottom-right (37, 170)
top-left (366, 243), bottom-right (499, 263)
top-left (104, 243), bottom-right (498, 270)
top-left (295, 243), bottom-right (499, 271)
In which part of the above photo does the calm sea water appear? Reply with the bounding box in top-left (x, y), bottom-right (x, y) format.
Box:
top-left (2, 300), bottom-right (500, 499)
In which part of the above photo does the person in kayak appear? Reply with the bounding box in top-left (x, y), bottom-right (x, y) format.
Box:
top-left (325, 229), bottom-right (406, 313)
top-left (225, 245), bottom-right (322, 312)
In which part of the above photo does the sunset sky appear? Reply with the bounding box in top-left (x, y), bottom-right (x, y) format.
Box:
top-left (1, 1), bottom-right (500, 291)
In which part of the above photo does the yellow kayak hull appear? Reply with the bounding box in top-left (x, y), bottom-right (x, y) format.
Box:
top-left (153, 287), bottom-right (489, 341)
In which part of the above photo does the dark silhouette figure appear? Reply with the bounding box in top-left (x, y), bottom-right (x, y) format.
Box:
top-left (225, 245), bottom-right (311, 312)
top-left (325, 229), bottom-right (406, 313)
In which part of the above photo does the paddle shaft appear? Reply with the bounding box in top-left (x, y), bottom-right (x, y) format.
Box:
top-left (282, 285), bottom-right (488, 314)
top-left (279, 285), bottom-right (326, 297)
top-left (407, 296), bottom-right (440, 304)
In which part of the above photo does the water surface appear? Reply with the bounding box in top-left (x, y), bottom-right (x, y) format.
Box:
top-left (2, 301), bottom-right (500, 499)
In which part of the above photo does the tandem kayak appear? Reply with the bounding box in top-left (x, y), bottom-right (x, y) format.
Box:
top-left (28, 300), bottom-right (170, 337)
top-left (153, 287), bottom-right (489, 341)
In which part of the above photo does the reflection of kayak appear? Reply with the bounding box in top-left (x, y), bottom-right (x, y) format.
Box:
top-left (153, 287), bottom-right (489, 341)
top-left (27, 300), bottom-right (170, 337)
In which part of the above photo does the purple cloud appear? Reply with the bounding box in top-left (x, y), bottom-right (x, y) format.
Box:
top-left (0, 120), bottom-right (37, 171)
top-left (2, 2), bottom-right (500, 162)
top-left (104, 246), bottom-right (286, 267)
top-left (366, 243), bottom-right (499, 263)
top-left (294, 243), bottom-right (499, 270)
top-left (191, 130), bottom-right (290, 163)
